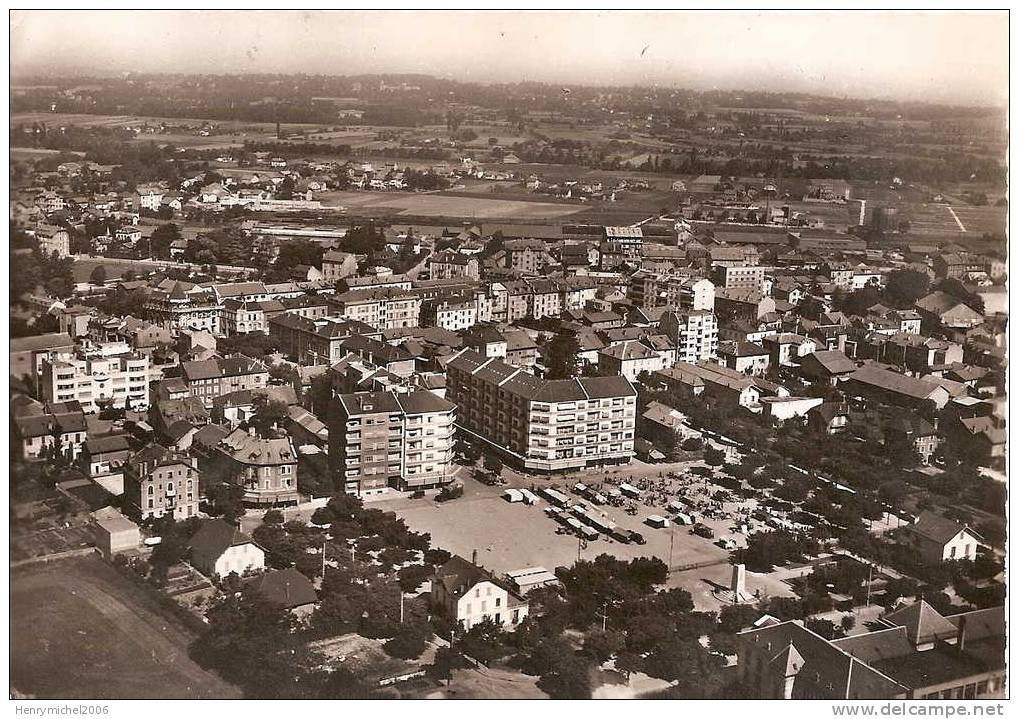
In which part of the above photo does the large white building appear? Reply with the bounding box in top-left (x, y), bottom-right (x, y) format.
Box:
top-left (41, 342), bottom-right (150, 413)
top-left (661, 310), bottom-right (719, 363)
top-left (446, 350), bottom-right (637, 473)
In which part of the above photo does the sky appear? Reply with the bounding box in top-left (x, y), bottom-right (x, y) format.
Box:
top-left (9, 10), bottom-right (1010, 107)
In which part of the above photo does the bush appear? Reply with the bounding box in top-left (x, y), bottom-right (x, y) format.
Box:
top-left (383, 623), bottom-right (431, 660)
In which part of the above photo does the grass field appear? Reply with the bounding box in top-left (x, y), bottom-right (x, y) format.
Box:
top-left (10, 555), bottom-right (240, 699)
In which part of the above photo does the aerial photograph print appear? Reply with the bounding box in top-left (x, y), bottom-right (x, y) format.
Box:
top-left (7, 8), bottom-right (1009, 706)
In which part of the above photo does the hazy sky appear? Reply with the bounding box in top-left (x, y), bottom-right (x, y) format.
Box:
top-left (10, 10), bottom-right (1009, 106)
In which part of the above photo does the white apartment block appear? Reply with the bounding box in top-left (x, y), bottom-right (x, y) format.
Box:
top-left (41, 342), bottom-right (150, 413)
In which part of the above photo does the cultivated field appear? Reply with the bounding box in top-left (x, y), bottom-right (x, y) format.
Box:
top-left (10, 555), bottom-right (240, 699)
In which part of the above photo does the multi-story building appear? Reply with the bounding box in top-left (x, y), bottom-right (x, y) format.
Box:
top-left (216, 428), bottom-right (300, 506)
top-left (221, 299), bottom-right (278, 335)
top-left (503, 239), bottom-right (547, 275)
top-left (598, 340), bottom-right (669, 381)
top-left (11, 397), bottom-right (87, 461)
top-left (268, 313), bottom-right (378, 364)
top-left (428, 249), bottom-right (481, 281)
top-left (446, 350), bottom-right (637, 473)
top-left (603, 226), bottom-right (643, 261)
top-left (330, 287), bottom-right (422, 331)
top-left (34, 224), bottom-right (71, 258)
top-left (125, 443), bottom-right (200, 520)
top-left (180, 354), bottom-right (269, 408)
top-left (330, 389), bottom-right (457, 496)
top-left (432, 555), bottom-right (529, 631)
top-left (41, 343), bottom-right (150, 413)
top-left (144, 281), bottom-right (223, 335)
top-left (660, 310), bottom-right (719, 363)
top-left (321, 250), bottom-right (358, 283)
top-left (713, 264), bottom-right (766, 293)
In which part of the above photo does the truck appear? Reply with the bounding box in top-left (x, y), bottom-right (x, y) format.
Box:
top-left (573, 482), bottom-right (589, 496)
top-left (674, 512), bottom-right (693, 526)
top-left (620, 483), bottom-right (641, 499)
top-left (610, 527), bottom-right (632, 543)
top-left (645, 515), bottom-right (670, 529)
top-left (541, 487), bottom-right (570, 508)
top-left (520, 488), bottom-right (541, 505)
top-left (502, 488), bottom-right (524, 503)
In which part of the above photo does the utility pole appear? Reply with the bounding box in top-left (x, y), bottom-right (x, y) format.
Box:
top-left (321, 539), bottom-right (327, 579)
top-left (399, 589), bottom-right (405, 624)
top-left (865, 563), bottom-right (874, 608)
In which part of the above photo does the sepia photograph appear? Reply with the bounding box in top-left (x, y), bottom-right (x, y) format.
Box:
top-left (7, 8), bottom-right (1009, 708)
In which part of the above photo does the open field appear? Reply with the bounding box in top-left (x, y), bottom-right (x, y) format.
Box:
top-left (10, 555), bottom-right (240, 699)
top-left (317, 190), bottom-right (587, 220)
top-left (375, 468), bottom-right (730, 578)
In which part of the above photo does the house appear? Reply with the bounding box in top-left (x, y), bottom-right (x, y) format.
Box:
top-left (799, 350), bottom-right (857, 386)
top-left (900, 511), bottom-right (985, 564)
top-left (915, 292), bottom-right (984, 330)
top-left (82, 433), bottom-right (133, 495)
top-left (885, 416), bottom-right (940, 465)
top-left (718, 341), bottom-right (770, 376)
top-left (246, 568), bottom-right (318, 616)
top-left (762, 334), bottom-right (817, 367)
top-left (189, 518), bottom-right (266, 578)
top-left (808, 402), bottom-right (851, 435)
top-left (432, 555), bottom-right (529, 631)
top-left (215, 428), bottom-right (300, 506)
top-left (654, 363), bottom-right (761, 410)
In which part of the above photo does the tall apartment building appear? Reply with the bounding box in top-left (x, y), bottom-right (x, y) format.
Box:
top-left (629, 272), bottom-right (715, 311)
top-left (660, 310), bottom-right (719, 363)
top-left (603, 226), bottom-right (643, 261)
top-left (41, 342), bottom-right (150, 413)
top-left (330, 389), bottom-right (457, 496)
top-left (125, 443), bottom-right (200, 521)
top-left (428, 249), bottom-right (481, 281)
top-left (34, 224), bottom-right (71, 258)
top-left (446, 350), bottom-right (637, 473)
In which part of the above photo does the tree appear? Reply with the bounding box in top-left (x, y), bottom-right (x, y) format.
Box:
top-left (263, 509), bottom-right (285, 525)
top-left (384, 622), bottom-right (431, 660)
top-left (703, 446), bottom-right (725, 466)
top-left (642, 634), bottom-right (726, 697)
top-left (536, 654), bottom-right (593, 699)
top-left (318, 667), bottom-right (374, 699)
top-left (89, 264), bottom-right (108, 285)
top-left (250, 396), bottom-right (289, 438)
top-left (206, 482), bottom-right (246, 523)
top-left (458, 619), bottom-right (508, 666)
top-left (582, 629), bottom-right (625, 663)
top-left (544, 328), bottom-right (581, 379)
top-left (884, 269), bottom-right (930, 307)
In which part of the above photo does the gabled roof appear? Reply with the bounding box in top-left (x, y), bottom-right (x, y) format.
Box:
top-left (905, 511), bottom-right (982, 546)
top-left (189, 518), bottom-right (256, 559)
top-left (247, 567), bottom-right (318, 609)
top-left (881, 600), bottom-right (960, 646)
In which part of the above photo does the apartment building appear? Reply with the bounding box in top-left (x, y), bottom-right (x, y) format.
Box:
top-left (41, 343), bottom-right (150, 413)
top-left (713, 264), bottom-right (766, 292)
top-left (215, 427), bottom-right (300, 506)
top-left (428, 249), bottom-right (481, 281)
top-left (330, 389), bottom-right (457, 496)
top-left (268, 313), bottom-right (379, 364)
top-left (180, 354), bottom-right (269, 408)
top-left (125, 443), bottom-right (200, 521)
top-left (660, 310), bottom-right (719, 363)
top-left (330, 287), bottom-right (422, 330)
top-left (446, 350), bottom-right (637, 473)
top-left (321, 250), bottom-right (358, 283)
top-left (34, 223), bottom-right (71, 258)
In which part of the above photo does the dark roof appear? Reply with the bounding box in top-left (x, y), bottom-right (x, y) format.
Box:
top-left (86, 434), bottom-right (132, 454)
top-left (10, 332), bottom-right (74, 353)
top-left (189, 518), bottom-right (255, 558)
top-left (881, 600), bottom-right (959, 646)
top-left (247, 568), bottom-right (318, 609)
top-left (905, 511), bottom-right (981, 546)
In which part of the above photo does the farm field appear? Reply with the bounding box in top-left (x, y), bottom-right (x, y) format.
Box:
top-left (317, 190), bottom-right (587, 220)
top-left (10, 555), bottom-right (240, 699)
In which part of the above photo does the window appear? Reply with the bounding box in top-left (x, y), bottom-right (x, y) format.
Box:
top-left (495, 597), bottom-right (501, 607)
top-left (147, 486), bottom-right (154, 495)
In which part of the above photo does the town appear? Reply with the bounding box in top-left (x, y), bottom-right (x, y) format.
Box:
top-left (8, 20), bottom-right (1008, 704)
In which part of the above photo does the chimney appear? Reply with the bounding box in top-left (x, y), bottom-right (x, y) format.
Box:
top-left (471, 548), bottom-right (478, 565)
top-left (957, 614), bottom-right (968, 652)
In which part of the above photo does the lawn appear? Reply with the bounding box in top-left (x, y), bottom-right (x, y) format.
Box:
top-left (10, 555), bottom-right (240, 699)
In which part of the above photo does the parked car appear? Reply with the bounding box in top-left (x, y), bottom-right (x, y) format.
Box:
top-left (691, 523), bottom-right (715, 539)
